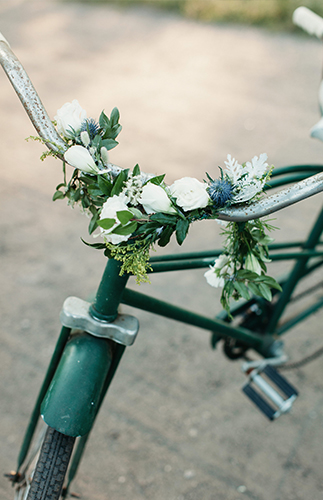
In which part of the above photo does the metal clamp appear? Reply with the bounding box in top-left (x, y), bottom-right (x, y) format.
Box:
top-left (60, 296), bottom-right (139, 346)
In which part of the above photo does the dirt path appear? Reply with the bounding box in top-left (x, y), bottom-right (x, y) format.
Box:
top-left (1, 1), bottom-right (323, 499)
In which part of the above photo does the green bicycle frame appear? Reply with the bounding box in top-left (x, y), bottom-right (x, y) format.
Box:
top-left (15, 165), bottom-right (323, 492)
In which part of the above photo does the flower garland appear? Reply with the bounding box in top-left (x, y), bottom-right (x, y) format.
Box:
top-left (35, 100), bottom-right (282, 313)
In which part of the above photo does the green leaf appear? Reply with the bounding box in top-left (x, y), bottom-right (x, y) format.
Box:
top-left (233, 281), bottom-right (250, 300)
top-left (148, 174), bottom-right (166, 186)
top-left (134, 221), bottom-right (160, 235)
top-left (257, 276), bottom-right (282, 292)
top-left (236, 269), bottom-right (259, 280)
top-left (101, 138), bottom-right (118, 151)
top-left (158, 226), bottom-right (175, 247)
top-left (224, 280), bottom-right (235, 296)
top-left (258, 283), bottom-right (272, 302)
top-left (112, 221), bottom-right (137, 235)
top-left (110, 107), bottom-right (120, 126)
top-left (150, 213), bottom-right (177, 225)
top-left (247, 282), bottom-right (261, 297)
top-left (110, 124), bottom-right (122, 140)
top-left (52, 191), bottom-right (65, 201)
top-left (97, 175), bottom-right (112, 196)
top-left (99, 110), bottom-right (110, 130)
top-left (97, 218), bottom-right (116, 230)
top-left (80, 175), bottom-right (96, 185)
top-left (111, 169), bottom-right (129, 196)
top-left (116, 210), bottom-right (133, 225)
top-left (92, 135), bottom-right (102, 150)
top-left (129, 207), bottom-right (143, 219)
top-left (175, 218), bottom-right (189, 245)
top-left (133, 163), bottom-right (140, 176)
top-left (87, 186), bottom-right (102, 197)
top-left (81, 238), bottom-right (106, 250)
top-left (258, 235), bottom-right (274, 245)
top-left (89, 212), bottom-right (99, 234)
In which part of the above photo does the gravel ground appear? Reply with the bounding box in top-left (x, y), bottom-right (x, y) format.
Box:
top-left (0, 1), bottom-right (323, 499)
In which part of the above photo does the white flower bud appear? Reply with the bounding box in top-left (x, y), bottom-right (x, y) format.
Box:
top-left (139, 183), bottom-right (176, 215)
top-left (80, 130), bottom-right (90, 147)
top-left (64, 145), bottom-right (99, 174)
top-left (100, 147), bottom-right (109, 166)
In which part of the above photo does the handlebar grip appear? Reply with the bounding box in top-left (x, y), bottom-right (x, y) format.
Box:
top-left (293, 7), bottom-right (323, 39)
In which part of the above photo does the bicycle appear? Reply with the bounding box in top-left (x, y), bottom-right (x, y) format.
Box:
top-left (1, 5), bottom-right (323, 500)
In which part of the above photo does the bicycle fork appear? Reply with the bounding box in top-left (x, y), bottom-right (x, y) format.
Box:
top-left (14, 258), bottom-right (138, 492)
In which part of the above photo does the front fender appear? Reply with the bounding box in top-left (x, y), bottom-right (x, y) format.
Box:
top-left (41, 332), bottom-right (113, 437)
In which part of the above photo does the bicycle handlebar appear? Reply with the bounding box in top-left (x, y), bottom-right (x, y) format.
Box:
top-left (293, 7), bottom-right (323, 39)
top-left (0, 37), bottom-right (67, 155)
top-left (1, 28), bottom-right (323, 223)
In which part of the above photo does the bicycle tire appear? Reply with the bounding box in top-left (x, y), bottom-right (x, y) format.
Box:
top-left (26, 426), bottom-right (75, 500)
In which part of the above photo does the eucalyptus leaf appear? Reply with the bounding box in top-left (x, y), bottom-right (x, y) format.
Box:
top-left (110, 107), bottom-right (120, 126)
top-left (101, 138), bottom-right (118, 151)
top-left (99, 111), bottom-right (110, 130)
top-left (92, 135), bottom-right (102, 149)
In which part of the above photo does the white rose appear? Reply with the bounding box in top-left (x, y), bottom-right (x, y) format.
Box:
top-left (64, 145), bottom-right (99, 174)
top-left (169, 177), bottom-right (209, 211)
top-left (55, 100), bottom-right (87, 138)
top-left (139, 183), bottom-right (176, 214)
top-left (99, 195), bottom-right (131, 245)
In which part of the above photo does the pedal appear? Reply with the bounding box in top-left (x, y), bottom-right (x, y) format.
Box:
top-left (242, 364), bottom-right (298, 420)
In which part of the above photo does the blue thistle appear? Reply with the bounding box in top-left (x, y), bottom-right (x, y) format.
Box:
top-left (80, 118), bottom-right (100, 139)
top-left (208, 179), bottom-right (233, 207)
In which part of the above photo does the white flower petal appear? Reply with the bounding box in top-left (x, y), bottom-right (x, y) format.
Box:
top-left (139, 183), bottom-right (175, 214)
top-left (64, 145), bottom-right (99, 174)
top-left (55, 100), bottom-right (86, 138)
top-left (169, 177), bottom-right (209, 211)
top-left (204, 268), bottom-right (225, 288)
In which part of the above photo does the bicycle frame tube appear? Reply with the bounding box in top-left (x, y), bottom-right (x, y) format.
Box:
top-left (267, 206), bottom-right (323, 332)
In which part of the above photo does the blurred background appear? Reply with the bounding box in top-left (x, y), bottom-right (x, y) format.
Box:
top-left (69, 0), bottom-right (323, 30)
top-left (1, 1), bottom-right (323, 499)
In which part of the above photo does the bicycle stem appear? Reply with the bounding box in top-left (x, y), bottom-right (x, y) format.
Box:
top-left (90, 258), bottom-right (129, 322)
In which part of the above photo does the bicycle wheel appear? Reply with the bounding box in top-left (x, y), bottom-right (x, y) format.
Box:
top-left (26, 426), bottom-right (75, 500)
